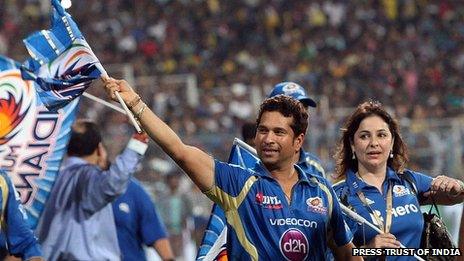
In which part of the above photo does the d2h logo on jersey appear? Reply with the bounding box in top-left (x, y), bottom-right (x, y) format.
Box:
top-left (279, 228), bottom-right (309, 261)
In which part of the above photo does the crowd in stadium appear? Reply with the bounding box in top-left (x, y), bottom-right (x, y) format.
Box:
top-left (1, 0), bottom-right (463, 260)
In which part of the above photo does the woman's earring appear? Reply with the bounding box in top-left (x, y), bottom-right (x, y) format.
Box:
top-left (352, 153), bottom-right (356, 160)
top-left (390, 152), bottom-right (394, 158)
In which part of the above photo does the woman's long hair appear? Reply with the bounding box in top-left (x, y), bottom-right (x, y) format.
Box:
top-left (333, 100), bottom-right (408, 181)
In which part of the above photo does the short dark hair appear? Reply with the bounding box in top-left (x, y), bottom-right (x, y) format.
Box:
top-left (256, 95), bottom-right (308, 137)
top-left (241, 121), bottom-right (256, 142)
top-left (334, 100), bottom-right (408, 179)
top-left (67, 119), bottom-right (102, 157)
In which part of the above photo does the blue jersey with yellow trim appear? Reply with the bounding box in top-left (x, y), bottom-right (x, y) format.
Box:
top-left (0, 170), bottom-right (42, 259)
top-left (333, 168), bottom-right (433, 260)
top-left (204, 160), bottom-right (352, 260)
top-left (298, 149), bottom-right (326, 179)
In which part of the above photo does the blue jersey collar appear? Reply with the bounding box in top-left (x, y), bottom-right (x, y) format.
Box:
top-left (297, 149), bottom-right (307, 167)
top-left (253, 162), bottom-right (312, 185)
top-left (345, 167), bottom-right (400, 195)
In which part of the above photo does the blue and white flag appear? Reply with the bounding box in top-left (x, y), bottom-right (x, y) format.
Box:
top-left (0, 55), bottom-right (80, 228)
top-left (21, 0), bottom-right (106, 111)
top-left (196, 138), bottom-right (259, 260)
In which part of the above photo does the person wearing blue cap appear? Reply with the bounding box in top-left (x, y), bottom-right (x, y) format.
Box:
top-left (269, 82), bottom-right (326, 179)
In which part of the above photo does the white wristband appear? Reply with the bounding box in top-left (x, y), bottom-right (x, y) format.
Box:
top-left (127, 138), bottom-right (148, 155)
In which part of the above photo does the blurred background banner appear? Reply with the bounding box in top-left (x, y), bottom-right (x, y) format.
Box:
top-left (0, 55), bottom-right (79, 228)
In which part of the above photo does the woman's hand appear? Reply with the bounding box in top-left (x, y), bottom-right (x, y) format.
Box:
top-left (365, 233), bottom-right (401, 249)
top-left (421, 175), bottom-right (464, 205)
top-left (429, 175), bottom-right (463, 197)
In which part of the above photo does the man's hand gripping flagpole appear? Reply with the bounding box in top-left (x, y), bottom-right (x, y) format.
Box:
top-left (100, 76), bottom-right (142, 133)
top-left (234, 138), bottom-right (425, 261)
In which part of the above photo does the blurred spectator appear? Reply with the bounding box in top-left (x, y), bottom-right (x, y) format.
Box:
top-left (157, 172), bottom-right (193, 259)
top-left (112, 177), bottom-right (175, 261)
top-left (241, 121), bottom-right (256, 147)
top-left (188, 185), bottom-right (212, 248)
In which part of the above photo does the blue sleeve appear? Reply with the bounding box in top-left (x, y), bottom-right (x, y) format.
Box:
top-left (212, 160), bottom-right (255, 197)
top-left (134, 182), bottom-right (168, 246)
top-left (2, 174), bottom-right (42, 259)
top-left (409, 170), bottom-right (433, 194)
top-left (203, 160), bottom-right (256, 210)
top-left (79, 147), bottom-right (143, 214)
top-left (326, 181), bottom-right (353, 246)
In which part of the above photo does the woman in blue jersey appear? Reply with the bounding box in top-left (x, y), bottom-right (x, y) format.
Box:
top-left (332, 101), bottom-right (464, 255)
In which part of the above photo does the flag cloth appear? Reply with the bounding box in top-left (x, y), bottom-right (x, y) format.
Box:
top-left (196, 138), bottom-right (259, 260)
top-left (0, 0), bottom-right (105, 228)
top-left (0, 55), bottom-right (80, 229)
top-left (21, 0), bottom-right (106, 111)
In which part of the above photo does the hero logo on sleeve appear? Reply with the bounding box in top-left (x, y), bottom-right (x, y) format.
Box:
top-left (279, 228), bottom-right (309, 261)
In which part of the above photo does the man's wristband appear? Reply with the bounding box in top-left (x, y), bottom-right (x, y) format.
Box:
top-left (127, 95), bottom-right (141, 109)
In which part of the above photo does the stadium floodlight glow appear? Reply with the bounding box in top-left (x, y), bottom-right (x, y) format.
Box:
top-left (61, 0), bottom-right (72, 9)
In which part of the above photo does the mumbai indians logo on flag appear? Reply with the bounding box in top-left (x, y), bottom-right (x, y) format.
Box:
top-left (0, 71), bottom-right (34, 145)
top-left (0, 57), bottom-right (80, 229)
top-left (24, 39), bottom-right (104, 111)
top-left (21, 0), bottom-right (105, 111)
top-left (3, 0), bottom-right (103, 228)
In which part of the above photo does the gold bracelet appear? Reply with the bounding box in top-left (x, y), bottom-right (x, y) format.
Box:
top-left (135, 103), bottom-right (147, 120)
top-left (127, 95), bottom-right (141, 109)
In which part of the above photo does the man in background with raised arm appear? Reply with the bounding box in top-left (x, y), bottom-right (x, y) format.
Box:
top-left (35, 119), bottom-right (148, 261)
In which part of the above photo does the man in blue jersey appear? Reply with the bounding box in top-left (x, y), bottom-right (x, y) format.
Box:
top-left (103, 78), bottom-right (361, 260)
top-left (112, 177), bottom-right (175, 261)
top-left (269, 82), bottom-right (326, 179)
top-left (0, 170), bottom-right (42, 260)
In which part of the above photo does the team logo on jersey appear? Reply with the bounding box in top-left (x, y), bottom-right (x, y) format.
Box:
top-left (118, 203), bottom-right (130, 214)
top-left (306, 197), bottom-right (327, 214)
top-left (392, 185), bottom-right (411, 197)
top-left (256, 192), bottom-right (283, 209)
top-left (279, 228), bottom-right (309, 261)
top-left (370, 210), bottom-right (384, 226)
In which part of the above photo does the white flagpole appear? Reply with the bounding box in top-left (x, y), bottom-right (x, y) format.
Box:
top-left (82, 92), bottom-right (126, 114)
top-left (98, 74), bottom-right (142, 133)
top-left (232, 138), bottom-right (425, 261)
top-left (233, 138), bottom-right (257, 154)
top-left (114, 91), bottom-right (142, 133)
top-left (83, 91), bottom-right (143, 133)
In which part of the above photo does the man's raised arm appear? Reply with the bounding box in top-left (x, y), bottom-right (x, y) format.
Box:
top-left (103, 78), bottom-right (214, 191)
